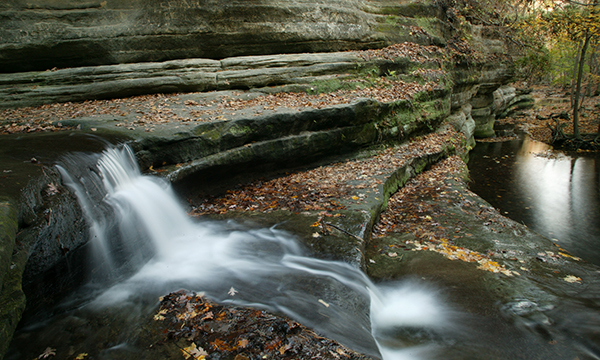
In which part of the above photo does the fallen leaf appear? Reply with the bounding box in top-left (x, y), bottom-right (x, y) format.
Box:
top-left (318, 299), bottom-right (330, 307)
top-left (210, 338), bottom-right (234, 351)
top-left (74, 354), bottom-right (88, 360)
top-left (336, 348), bottom-right (349, 357)
top-left (238, 339), bottom-right (249, 348)
top-left (154, 309), bottom-right (168, 321)
top-left (312, 232), bottom-right (321, 238)
top-left (563, 275), bottom-right (582, 283)
top-left (278, 344), bottom-right (292, 355)
top-left (228, 287), bottom-right (238, 296)
top-left (38, 348), bottom-right (56, 359)
top-left (201, 311), bottom-right (214, 321)
top-left (181, 342), bottom-right (208, 360)
top-left (46, 183), bottom-right (60, 196)
top-left (559, 252), bottom-right (581, 261)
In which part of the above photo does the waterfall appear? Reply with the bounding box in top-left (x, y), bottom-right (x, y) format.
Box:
top-left (57, 145), bottom-right (455, 360)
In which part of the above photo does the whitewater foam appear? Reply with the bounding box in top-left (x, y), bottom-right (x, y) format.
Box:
top-left (59, 145), bottom-right (456, 360)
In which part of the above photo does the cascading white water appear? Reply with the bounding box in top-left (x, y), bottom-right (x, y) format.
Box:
top-left (59, 145), bottom-right (456, 360)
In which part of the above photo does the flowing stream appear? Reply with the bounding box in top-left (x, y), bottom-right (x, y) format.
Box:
top-left (8, 145), bottom-right (456, 360)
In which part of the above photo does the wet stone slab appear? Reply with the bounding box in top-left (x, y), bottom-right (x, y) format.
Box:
top-left (368, 155), bottom-right (600, 359)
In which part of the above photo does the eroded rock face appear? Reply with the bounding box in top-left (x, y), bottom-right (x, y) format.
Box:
top-left (0, 0), bottom-right (444, 73)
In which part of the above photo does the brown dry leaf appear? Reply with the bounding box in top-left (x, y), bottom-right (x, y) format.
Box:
top-left (336, 348), bottom-right (350, 357)
top-left (210, 338), bottom-right (235, 351)
top-left (265, 339), bottom-right (282, 351)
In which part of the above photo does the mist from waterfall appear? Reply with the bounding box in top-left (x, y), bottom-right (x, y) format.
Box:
top-left (57, 145), bottom-right (457, 360)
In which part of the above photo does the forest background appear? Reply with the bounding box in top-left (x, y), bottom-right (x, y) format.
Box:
top-left (464, 0), bottom-right (600, 148)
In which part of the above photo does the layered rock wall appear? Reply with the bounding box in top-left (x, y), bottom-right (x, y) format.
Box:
top-left (0, 0), bottom-right (445, 73)
top-left (0, 1), bottom-right (517, 357)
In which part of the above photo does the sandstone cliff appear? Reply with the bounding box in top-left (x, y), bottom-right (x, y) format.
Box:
top-left (0, 0), bottom-right (446, 73)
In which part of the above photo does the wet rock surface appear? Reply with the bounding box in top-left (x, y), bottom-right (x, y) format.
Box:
top-left (150, 290), bottom-right (374, 360)
top-left (368, 154), bottom-right (600, 359)
top-left (4, 118), bottom-right (600, 360)
top-left (0, 3), bottom-right (569, 357)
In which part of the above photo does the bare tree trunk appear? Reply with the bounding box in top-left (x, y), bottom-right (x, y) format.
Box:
top-left (573, 32), bottom-right (591, 139)
top-left (572, 40), bottom-right (584, 107)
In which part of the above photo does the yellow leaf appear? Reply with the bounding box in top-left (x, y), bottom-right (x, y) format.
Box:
top-left (351, 196), bottom-right (359, 200)
top-left (153, 309), bottom-right (168, 321)
top-left (559, 252), bottom-right (581, 261)
top-left (181, 343), bottom-right (208, 360)
top-left (75, 354), bottom-right (88, 360)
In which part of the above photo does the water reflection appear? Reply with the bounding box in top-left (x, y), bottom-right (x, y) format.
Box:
top-left (468, 137), bottom-right (600, 266)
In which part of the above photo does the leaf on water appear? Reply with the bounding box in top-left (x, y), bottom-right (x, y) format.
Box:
top-left (351, 196), bottom-right (359, 200)
top-left (74, 354), bottom-right (88, 360)
top-left (181, 342), bottom-right (208, 360)
top-left (559, 252), bottom-right (581, 261)
top-left (38, 347), bottom-right (56, 359)
top-left (563, 275), bottom-right (582, 283)
top-left (318, 299), bottom-right (330, 307)
top-left (228, 287), bottom-right (238, 296)
top-left (388, 252), bottom-right (398, 257)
